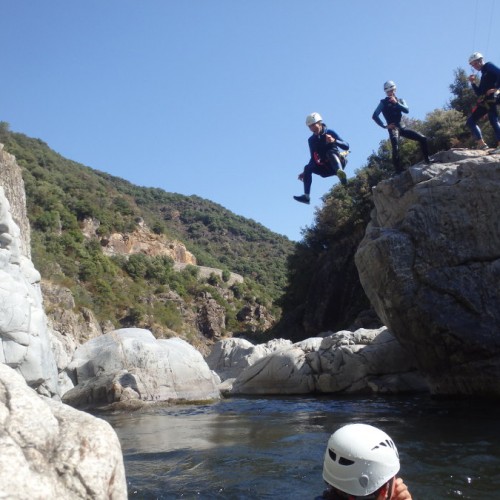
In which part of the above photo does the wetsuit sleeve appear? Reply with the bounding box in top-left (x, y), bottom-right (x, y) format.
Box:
top-left (308, 136), bottom-right (315, 160)
top-left (326, 129), bottom-right (349, 151)
top-left (397, 98), bottom-right (409, 114)
top-left (372, 102), bottom-right (386, 128)
top-left (305, 136), bottom-right (315, 167)
top-left (486, 62), bottom-right (500, 88)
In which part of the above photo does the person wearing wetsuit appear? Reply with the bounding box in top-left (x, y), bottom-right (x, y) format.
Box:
top-left (372, 81), bottom-right (431, 174)
top-left (466, 52), bottom-right (500, 150)
top-left (294, 112), bottom-right (349, 205)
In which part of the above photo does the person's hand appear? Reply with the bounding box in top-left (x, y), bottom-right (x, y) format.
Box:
top-left (388, 95), bottom-right (397, 104)
top-left (486, 88), bottom-right (497, 96)
top-left (468, 74), bottom-right (477, 83)
top-left (298, 173), bottom-right (304, 181)
top-left (325, 134), bottom-right (336, 144)
top-left (387, 123), bottom-right (396, 130)
top-left (390, 477), bottom-right (412, 500)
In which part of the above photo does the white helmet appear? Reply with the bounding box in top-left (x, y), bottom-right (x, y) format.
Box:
top-left (306, 112), bottom-right (322, 126)
top-left (384, 81), bottom-right (396, 93)
top-left (469, 52), bottom-right (484, 64)
top-left (322, 424), bottom-right (400, 497)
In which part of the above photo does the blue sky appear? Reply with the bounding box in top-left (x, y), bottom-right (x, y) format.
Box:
top-left (1, 1), bottom-right (497, 241)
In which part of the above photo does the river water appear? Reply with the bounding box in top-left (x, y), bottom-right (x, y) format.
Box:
top-left (102, 395), bottom-right (500, 499)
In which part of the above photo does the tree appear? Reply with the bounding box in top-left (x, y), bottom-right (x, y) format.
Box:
top-left (448, 67), bottom-right (477, 115)
top-left (0, 121), bottom-right (10, 143)
top-left (423, 108), bottom-right (469, 150)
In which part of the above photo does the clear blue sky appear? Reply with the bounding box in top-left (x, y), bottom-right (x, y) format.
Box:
top-left (1, 1), bottom-right (497, 241)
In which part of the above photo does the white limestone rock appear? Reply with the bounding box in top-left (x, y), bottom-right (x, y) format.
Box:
top-left (63, 328), bottom-right (220, 408)
top-left (0, 183), bottom-right (58, 397)
top-left (0, 363), bottom-right (127, 499)
top-left (230, 328), bottom-right (427, 395)
top-left (205, 337), bottom-right (293, 381)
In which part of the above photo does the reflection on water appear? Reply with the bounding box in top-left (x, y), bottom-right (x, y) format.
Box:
top-left (102, 396), bottom-right (500, 499)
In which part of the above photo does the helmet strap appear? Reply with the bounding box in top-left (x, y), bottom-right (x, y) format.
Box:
top-left (379, 477), bottom-right (394, 500)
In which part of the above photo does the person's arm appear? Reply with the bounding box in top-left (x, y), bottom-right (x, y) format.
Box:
top-left (484, 62), bottom-right (500, 95)
top-left (372, 101), bottom-right (386, 128)
top-left (492, 63), bottom-right (500, 89)
top-left (469, 74), bottom-right (481, 96)
top-left (308, 136), bottom-right (316, 160)
top-left (326, 129), bottom-right (349, 151)
top-left (396, 98), bottom-right (409, 114)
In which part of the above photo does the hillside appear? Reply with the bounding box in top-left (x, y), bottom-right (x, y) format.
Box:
top-left (0, 123), bottom-right (294, 345)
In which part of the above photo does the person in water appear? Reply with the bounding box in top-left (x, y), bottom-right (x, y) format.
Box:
top-left (293, 112), bottom-right (349, 205)
top-left (372, 81), bottom-right (432, 174)
top-left (466, 52), bottom-right (500, 151)
top-left (320, 423), bottom-right (412, 500)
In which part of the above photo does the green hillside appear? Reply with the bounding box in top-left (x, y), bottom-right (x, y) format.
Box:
top-left (0, 123), bottom-right (295, 341)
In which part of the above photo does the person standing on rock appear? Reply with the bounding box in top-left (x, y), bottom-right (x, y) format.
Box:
top-left (319, 423), bottom-right (413, 500)
top-left (293, 112), bottom-right (349, 205)
top-left (372, 81), bottom-right (432, 174)
top-left (466, 52), bottom-right (500, 151)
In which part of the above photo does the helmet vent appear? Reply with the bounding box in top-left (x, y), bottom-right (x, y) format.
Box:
top-left (339, 457), bottom-right (355, 466)
top-left (372, 439), bottom-right (399, 457)
top-left (328, 449), bottom-right (355, 466)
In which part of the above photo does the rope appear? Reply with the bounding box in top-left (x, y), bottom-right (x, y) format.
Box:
top-left (471, 0), bottom-right (479, 52)
top-left (485, 0), bottom-right (494, 56)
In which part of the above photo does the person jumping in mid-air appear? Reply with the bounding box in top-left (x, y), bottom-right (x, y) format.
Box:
top-left (372, 81), bottom-right (432, 174)
top-left (466, 52), bottom-right (500, 151)
top-left (293, 112), bottom-right (349, 205)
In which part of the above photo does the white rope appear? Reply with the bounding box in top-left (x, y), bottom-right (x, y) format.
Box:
top-left (471, 0), bottom-right (479, 51)
top-left (484, 0), bottom-right (495, 57)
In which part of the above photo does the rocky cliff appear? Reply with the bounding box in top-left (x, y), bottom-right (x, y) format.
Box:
top-left (356, 149), bottom-right (500, 397)
top-left (0, 145), bottom-right (128, 496)
top-left (0, 146), bottom-right (58, 397)
top-left (82, 216), bottom-right (197, 264)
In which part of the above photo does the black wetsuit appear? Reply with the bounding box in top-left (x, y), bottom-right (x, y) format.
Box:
top-left (466, 61), bottom-right (500, 143)
top-left (372, 96), bottom-right (430, 173)
top-left (301, 123), bottom-right (349, 195)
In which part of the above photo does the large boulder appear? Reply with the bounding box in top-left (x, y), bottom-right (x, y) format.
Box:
top-left (63, 328), bottom-right (220, 408)
top-left (0, 363), bottom-right (127, 499)
top-left (355, 150), bottom-right (500, 396)
top-left (229, 328), bottom-right (426, 395)
top-left (205, 337), bottom-right (293, 381)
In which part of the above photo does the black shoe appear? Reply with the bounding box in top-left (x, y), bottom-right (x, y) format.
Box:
top-left (293, 194), bottom-right (310, 204)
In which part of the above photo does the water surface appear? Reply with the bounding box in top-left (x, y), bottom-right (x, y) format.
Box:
top-left (103, 395), bottom-right (500, 499)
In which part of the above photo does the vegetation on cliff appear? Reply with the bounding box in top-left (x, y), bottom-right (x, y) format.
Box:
top-left (0, 123), bottom-right (294, 341)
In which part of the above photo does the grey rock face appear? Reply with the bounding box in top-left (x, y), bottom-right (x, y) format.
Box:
top-left (0, 363), bottom-right (127, 499)
top-left (355, 150), bottom-right (500, 396)
top-left (196, 292), bottom-right (226, 339)
top-left (0, 144), bottom-right (31, 258)
top-left (205, 337), bottom-right (293, 381)
top-left (63, 328), bottom-right (220, 408)
top-left (226, 328), bottom-right (425, 395)
top-left (0, 185), bottom-right (58, 397)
